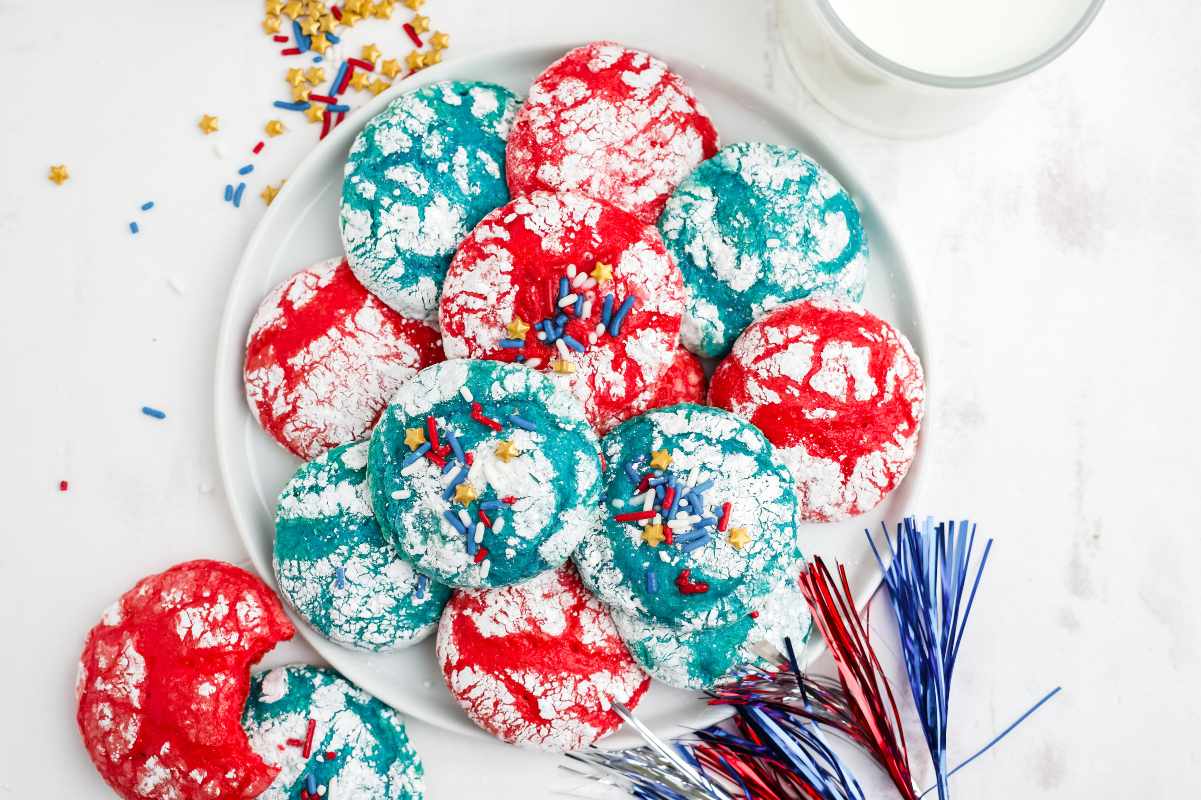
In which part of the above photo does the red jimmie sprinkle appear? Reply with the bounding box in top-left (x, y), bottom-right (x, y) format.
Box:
top-left (664, 524), bottom-right (673, 545)
top-left (465, 452), bottom-right (474, 466)
top-left (675, 568), bottom-right (709, 595)
top-left (59, 480), bottom-right (69, 491)
top-left (286, 738), bottom-right (304, 748)
top-left (478, 509), bottom-right (493, 527)
top-left (426, 416), bottom-right (440, 451)
top-left (403, 22), bottom-right (422, 47)
top-left (347, 57), bottom-right (375, 72)
top-left (473, 547), bottom-right (489, 563)
top-left (319, 110), bottom-right (332, 140)
top-left (272, 34), bottom-right (289, 42)
top-left (252, 141), bottom-right (264, 154)
top-left (337, 70), bottom-right (352, 95)
top-left (281, 47), bottom-right (302, 56)
top-left (335, 111), bottom-right (346, 127)
top-left (308, 93), bottom-right (337, 104)
top-left (501, 496), bottom-right (516, 504)
top-left (425, 450), bottom-right (446, 469)
top-left (330, 5), bottom-right (342, 19)
top-left (749, 610), bottom-right (759, 619)
top-left (717, 501), bottom-right (732, 532)
top-left (614, 510), bottom-right (656, 523)
top-left (302, 718), bottom-right (316, 758)
top-left (636, 473), bottom-right (651, 493)
top-left (324, 751), bottom-right (338, 760)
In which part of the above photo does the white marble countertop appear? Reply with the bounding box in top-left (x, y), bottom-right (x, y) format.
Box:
top-left (2, 0), bottom-right (1198, 796)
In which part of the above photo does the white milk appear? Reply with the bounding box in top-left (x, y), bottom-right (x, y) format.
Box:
top-left (826, 0), bottom-right (1096, 77)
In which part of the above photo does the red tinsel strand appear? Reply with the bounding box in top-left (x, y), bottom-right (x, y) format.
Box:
top-left (799, 558), bottom-right (919, 800)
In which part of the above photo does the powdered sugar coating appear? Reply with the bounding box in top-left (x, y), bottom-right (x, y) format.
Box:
top-left (244, 258), bottom-right (444, 460)
top-left (340, 81), bottom-right (519, 321)
top-left (436, 566), bottom-right (649, 751)
top-left (574, 404), bottom-right (802, 631)
top-left (440, 191), bottom-right (685, 433)
top-left (709, 298), bottom-right (924, 522)
top-left (507, 41), bottom-right (718, 224)
top-left (369, 360), bottom-right (603, 588)
top-left (659, 142), bottom-right (868, 358)
top-left (76, 561), bottom-right (294, 800)
top-left (619, 347), bottom-right (708, 427)
top-left (613, 572), bottom-right (811, 690)
top-left (274, 441), bottom-right (451, 652)
top-left (243, 665), bottom-right (424, 800)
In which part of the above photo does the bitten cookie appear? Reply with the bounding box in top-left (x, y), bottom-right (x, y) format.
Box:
top-left (244, 257), bottom-right (443, 460)
top-left (439, 191), bottom-right (685, 434)
top-left (340, 81), bottom-right (520, 321)
top-left (506, 41), bottom-right (718, 224)
top-left (659, 142), bottom-right (869, 358)
top-left (436, 566), bottom-right (649, 751)
top-left (76, 561), bottom-right (294, 800)
top-left (613, 573), bottom-right (811, 690)
top-left (368, 359), bottom-right (603, 588)
top-left (274, 441), bottom-right (451, 652)
top-left (573, 404), bottom-right (802, 631)
top-left (709, 297), bottom-right (924, 522)
top-left (242, 665), bottom-right (424, 800)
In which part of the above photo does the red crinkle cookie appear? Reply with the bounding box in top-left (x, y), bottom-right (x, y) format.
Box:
top-left (440, 191), bottom-right (685, 434)
top-left (76, 560), bottom-right (294, 800)
top-left (640, 347), bottom-right (707, 410)
top-left (244, 257), bottom-right (444, 460)
top-left (506, 41), bottom-right (719, 224)
top-left (436, 566), bottom-right (649, 751)
top-left (709, 298), bottom-right (925, 522)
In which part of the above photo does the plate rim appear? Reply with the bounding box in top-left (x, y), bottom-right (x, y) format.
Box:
top-left (215, 39), bottom-right (930, 748)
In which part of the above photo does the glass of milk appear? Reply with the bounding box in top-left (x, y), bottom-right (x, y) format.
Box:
top-left (778, 0), bottom-right (1105, 137)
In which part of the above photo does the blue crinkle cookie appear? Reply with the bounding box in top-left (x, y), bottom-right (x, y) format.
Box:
top-left (340, 80), bottom-right (520, 321)
top-left (368, 359), bottom-right (603, 588)
top-left (274, 441), bottom-right (451, 652)
top-left (612, 574), bottom-right (811, 690)
top-left (573, 403), bottom-right (802, 631)
top-left (242, 665), bottom-right (424, 800)
top-left (658, 141), bottom-right (868, 358)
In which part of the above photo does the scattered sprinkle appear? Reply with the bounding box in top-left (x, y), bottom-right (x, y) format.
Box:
top-left (198, 114), bottom-right (219, 134)
top-left (141, 406), bottom-right (166, 419)
top-left (48, 164), bottom-right (70, 185)
top-left (59, 480), bottom-right (69, 492)
top-left (129, 221), bottom-right (139, 234)
top-left (140, 200), bottom-right (155, 211)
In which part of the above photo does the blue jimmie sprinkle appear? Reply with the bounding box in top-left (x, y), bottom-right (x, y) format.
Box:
top-left (237, 163), bottom-right (254, 176)
top-left (574, 295), bottom-right (583, 317)
top-left (334, 566), bottom-right (345, 589)
top-left (401, 442), bottom-right (432, 467)
top-left (647, 476), bottom-right (667, 487)
top-left (608, 296), bottom-right (636, 336)
top-left (561, 335), bottom-right (585, 353)
top-left (273, 100), bottom-right (312, 111)
top-left (330, 61), bottom-right (349, 95)
top-left (645, 570), bottom-right (657, 594)
top-left (479, 500), bottom-right (501, 511)
top-left (232, 182), bottom-right (246, 208)
top-left (326, 32), bottom-right (341, 43)
top-left (305, 773), bottom-right (317, 795)
top-left (692, 479), bottom-right (715, 495)
top-left (141, 406), bottom-right (166, 419)
top-left (558, 277), bottom-right (569, 299)
top-left (224, 184), bottom-right (233, 202)
top-left (682, 535), bottom-right (711, 554)
top-left (499, 338), bottom-right (524, 348)
top-left (128, 221), bottom-right (139, 234)
top-left (508, 414), bottom-right (537, 431)
top-left (327, 103), bottom-right (350, 113)
top-left (444, 430), bottom-right (466, 463)
top-left (601, 293), bottom-right (614, 325)
top-left (441, 459), bottom-right (455, 474)
top-left (292, 20), bottom-right (310, 51)
top-left (441, 468), bottom-right (468, 501)
top-left (443, 510), bottom-right (467, 536)
top-left (140, 201), bottom-right (154, 211)
top-left (554, 312), bottom-right (568, 326)
top-left (414, 574), bottom-right (429, 599)
top-left (312, 55), bottom-right (323, 62)
top-left (465, 529), bottom-right (477, 556)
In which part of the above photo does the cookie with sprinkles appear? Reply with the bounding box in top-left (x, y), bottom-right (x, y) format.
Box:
top-left (709, 297), bottom-right (925, 522)
top-left (244, 257), bottom-right (443, 460)
top-left (573, 404), bottom-right (802, 632)
top-left (439, 191), bottom-right (685, 434)
top-left (243, 665), bottom-right (424, 800)
top-left (368, 359), bottom-right (603, 588)
top-left (436, 565), bottom-right (649, 751)
top-left (507, 41), bottom-right (718, 224)
top-left (612, 572), bottom-right (811, 690)
top-left (76, 561), bottom-right (294, 800)
top-left (659, 141), bottom-right (869, 358)
top-left (340, 81), bottom-right (520, 321)
top-left (274, 441), bottom-right (451, 652)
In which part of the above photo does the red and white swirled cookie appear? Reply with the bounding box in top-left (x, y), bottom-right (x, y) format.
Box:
top-left (244, 257), bottom-right (444, 459)
top-left (439, 191), bottom-right (685, 434)
top-left (435, 566), bottom-right (649, 751)
top-left (709, 298), bottom-right (925, 522)
top-left (506, 41), bottom-right (719, 224)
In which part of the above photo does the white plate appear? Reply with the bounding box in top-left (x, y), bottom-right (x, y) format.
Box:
top-left (215, 42), bottom-right (929, 750)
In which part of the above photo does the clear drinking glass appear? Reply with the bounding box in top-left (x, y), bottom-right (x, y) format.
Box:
top-left (777, 0), bottom-right (1105, 138)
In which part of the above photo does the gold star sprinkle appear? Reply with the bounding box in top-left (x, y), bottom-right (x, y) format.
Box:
top-left (373, 1), bottom-right (394, 19)
top-left (265, 119), bottom-right (286, 136)
top-left (430, 31), bottom-right (450, 50)
top-left (349, 70), bottom-right (371, 91)
top-left (305, 0), bottom-right (326, 14)
top-left (304, 66), bottom-right (326, 84)
top-left (340, 10), bottom-right (361, 25)
top-left (403, 0), bottom-right (425, 9)
top-left (282, 0), bottom-right (303, 18)
top-left (291, 84), bottom-right (311, 103)
top-left (48, 164), bottom-right (69, 185)
top-left (380, 58), bottom-right (402, 79)
top-left (405, 49), bottom-right (426, 72)
top-left (506, 317), bottom-right (530, 339)
top-left (318, 13), bottom-right (336, 32)
top-left (343, 0), bottom-right (366, 13)
top-left (361, 43), bottom-right (382, 64)
top-left (410, 13), bottom-right (430, 34)
top-left (551, 358), bottom-right (577, 374)
top-left (368, 78), bottom-right (391, 96)
top-left (590, 261), bottom-right (613, 283)
top-left (495, 440), bottom-right (520, 463)
top-left (403, 427), bottom-right (426, 450)
top-left (641, 524), bottom-right (665, 547)
top-left (286, 67), bottom-right (306, 87)
top-left (309, 32), bottom-right (331, 54)
top-left (453, 482), bottom-right (478, 505)
top-left (425, 49), bottom-right (442, 65)
top-left (260, 183), bottom-right (281, 205)
top-left (298, 15), bottom-right (319, 35)
top-left (266, 0), bottom-right (284, 15)
top-left (262, 15), bottom-right (282, 34)
top-left (649, 449), bottom-right (673, 470)
top-left (305, 103), bottom-right (326, 123)
top-left (198, 114), bottom-right (219, 134)
top-left (727, 527), bottom-right (752, 550)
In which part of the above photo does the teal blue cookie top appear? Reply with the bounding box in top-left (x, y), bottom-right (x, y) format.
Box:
top-left (658, 141), bottom-right (868, 358)
top-left (340, 81), bottom-right (520, 321)
top-left (613, 574), bottom-right (812, 690)
top-left (274, 441), bottom-right (450, 652)
top-left (243, 665), bottom-right (423, 800)
top-left (573, 404), bottom-right (802, 631)
top-left (368, 359), bottom-right (603, 588)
